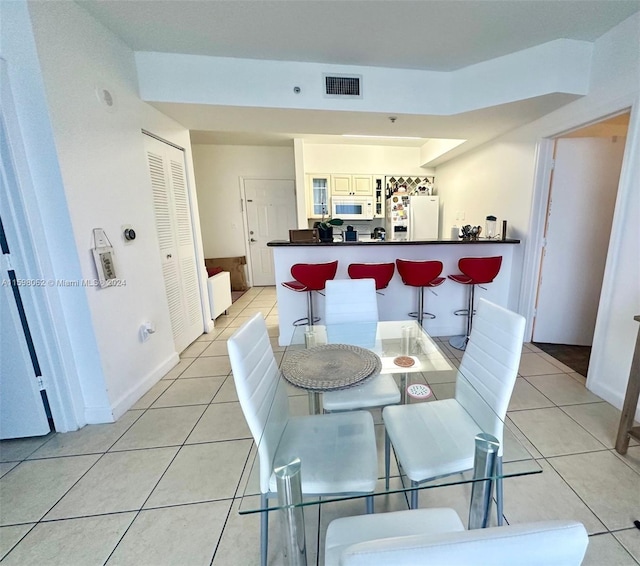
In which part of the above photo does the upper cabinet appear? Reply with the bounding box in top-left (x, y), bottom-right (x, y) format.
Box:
top-left (306, 174), bottom-right (330, 218)
top-left (330, 174), bottom-right (373, 197)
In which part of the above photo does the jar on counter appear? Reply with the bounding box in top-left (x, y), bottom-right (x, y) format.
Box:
top-left (485, 215), bottom-right (497, 239)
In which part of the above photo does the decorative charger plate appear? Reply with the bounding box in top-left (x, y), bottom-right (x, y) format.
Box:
top-left (282, 344), bottom-right (382, 391)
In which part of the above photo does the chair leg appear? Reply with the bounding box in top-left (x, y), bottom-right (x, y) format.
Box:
top-left (366, 495), bottom-right (374, 514)
top-left (496, 456), bottom-right (504, 526)
top-left (307, 290), bottom-right (315, 326)
top-left (450, 284), bottom-right (474, 350)
top-left (293, 290), bottom-right (321, 326)
top-left (409, 287), bottom-right (436, 325)
top-left (466, 284), bottom-right (476, 339)
top-left (385, 431), bottom-right (391, 490)
top-left (260, 493), bottom-right (269, 566)
top-left (410, 481), bottom-right (419, 509)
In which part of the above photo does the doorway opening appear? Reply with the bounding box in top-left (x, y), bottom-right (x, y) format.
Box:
top-left (532, 111), bottom-right (630, 377)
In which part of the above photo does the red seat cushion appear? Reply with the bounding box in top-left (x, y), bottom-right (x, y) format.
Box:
top-left (282, 280), bottom-right (307, 292)
top-left (396, 259), bottom-right (444, 288)
top-left (206, 266), bottom-right (224, 277)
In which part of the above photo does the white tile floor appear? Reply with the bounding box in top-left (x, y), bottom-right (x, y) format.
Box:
top-left (1, 286), bottom-right (639, 565)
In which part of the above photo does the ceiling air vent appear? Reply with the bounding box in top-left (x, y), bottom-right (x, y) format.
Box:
top-left (323, 74), bottom-right (362, 98)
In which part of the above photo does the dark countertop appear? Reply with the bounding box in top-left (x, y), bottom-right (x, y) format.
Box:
top-left (268, 238), bottom-right (521, 247)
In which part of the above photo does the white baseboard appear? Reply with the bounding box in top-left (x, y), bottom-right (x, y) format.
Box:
top-left (109, 353), bottom-right (180, 421)
top-left (84, 405), bottom-right (116, 425)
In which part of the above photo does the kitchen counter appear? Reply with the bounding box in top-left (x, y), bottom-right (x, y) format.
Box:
top-left (270, 240), bottom-right (522, 345)
top-left (267, 238), bottom-right (521, 246)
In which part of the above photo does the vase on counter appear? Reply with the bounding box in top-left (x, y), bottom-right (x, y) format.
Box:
top-left (317, 226), bottom-right (333, 242)
top-left (313, 221), bottom-right (333, 242)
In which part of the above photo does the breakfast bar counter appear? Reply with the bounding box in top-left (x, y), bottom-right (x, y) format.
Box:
top-left (268, 239), bottom-right (521, 346)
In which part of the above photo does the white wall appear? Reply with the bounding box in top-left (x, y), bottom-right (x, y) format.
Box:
top-left (303, 143), bottom-right (435, 176)
top-left (192, 145), bottom-right (295, 257)
top-left (435, 12), bottom-right (640, 416)
top-left (23, 0), bottom-right (207, 420)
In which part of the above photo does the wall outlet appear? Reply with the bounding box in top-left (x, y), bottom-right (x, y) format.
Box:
top-left (139, 321), bottom-right (156, 342)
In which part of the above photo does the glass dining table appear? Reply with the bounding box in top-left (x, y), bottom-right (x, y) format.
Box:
top-left (239, 320), bottom-right (541, 566)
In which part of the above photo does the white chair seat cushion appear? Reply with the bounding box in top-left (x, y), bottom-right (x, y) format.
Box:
top-left (322, 374), bottom-right (400, 411)
top-left (268, 410), bottom-right (378, 494)
top-left (325, 508), bottom-right (464, 566)
top-left (383, 399), bottom-right (480, 482)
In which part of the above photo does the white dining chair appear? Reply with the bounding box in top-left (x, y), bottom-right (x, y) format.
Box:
top-left (324, 507), bottom-right (588, 566)
top-left (383, 298), bottom-right (525, 520)
top-left (227, 313), bottom-right (378, 566)
top-left (322, 278), bottom-right (401, 412)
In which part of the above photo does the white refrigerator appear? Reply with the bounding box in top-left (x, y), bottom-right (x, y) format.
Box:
top-left (387, 194), bottom-right (439, 240)
top-left (409, 195), bottom-right (439, 239)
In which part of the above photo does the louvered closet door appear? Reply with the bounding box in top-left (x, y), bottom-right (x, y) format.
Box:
top-left (145, 135), bottom-right (203, 353)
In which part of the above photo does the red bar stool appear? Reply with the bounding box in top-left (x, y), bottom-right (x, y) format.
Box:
top-left (448, 256), bottom-right (502, 350)
top-left (347, 262), bottom-right (395, 293)
top-left (395, 259), bottom-right (445, 327)
top-left (281, 261), bottom-right (338, 326)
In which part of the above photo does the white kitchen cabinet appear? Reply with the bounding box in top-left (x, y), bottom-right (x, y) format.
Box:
top-left (330, 174), bottom-right (373, 197)
top-left (306, 174), bottom-right (330, 218)
top-left (330, 174), bottom-right (352, 196)
top-left (352, 175), bottom-right (373, 196)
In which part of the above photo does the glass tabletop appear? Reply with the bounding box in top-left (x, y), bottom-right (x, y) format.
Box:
top-left (238, 321), bottom-right (541, 515)
top-left (291, 320), bottom-right (453, 376)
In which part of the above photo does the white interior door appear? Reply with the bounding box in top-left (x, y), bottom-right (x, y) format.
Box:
top-left (244, 179), bottom-right (296, 286)
top-left (0, 61), bottom-right (51, 438)
top-left (145, 135), bottom-right (203, 352)
top-left (0, 122), bottom-right (49, 439)
top-left (0, 261), bottom-right (50, 439)
top-left (533, 137), bottom-right (626, 345)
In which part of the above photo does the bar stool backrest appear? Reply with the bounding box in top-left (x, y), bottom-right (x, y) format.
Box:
top-left (348, 262), bottom-right (395, 290)
top-left (396, 259), bottom-right (443, 287)
top-left (290, 260), bottom-right (338, 291)
top-left (458, 256), bottom-right (502, 284)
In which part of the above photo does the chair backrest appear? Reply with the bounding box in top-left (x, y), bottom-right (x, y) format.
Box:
top-left (396, 259), bottom-right (443, 287)
top-left (290, 260), bottom-right (338, 291)
top-left (325, 278), bottom-right (378, 325)
top-left (458, 256), bottom-right (502, 284)
top-left (339, 520), bottom-right (588, 566)
top-left (347, 262), bottom-right (395, 290)
top-left (456, 298), bottom-right (525, 452)
top-left (227, 313), bottom-right (289, 494)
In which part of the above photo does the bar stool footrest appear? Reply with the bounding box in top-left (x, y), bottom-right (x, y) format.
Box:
top-left (408, 311), bottom-right (436, 320)
top-left (293, 316), bottom-right (321, 327)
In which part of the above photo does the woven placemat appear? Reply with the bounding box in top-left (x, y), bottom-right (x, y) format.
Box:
top-left (282, 344), bottom-right (382, 391)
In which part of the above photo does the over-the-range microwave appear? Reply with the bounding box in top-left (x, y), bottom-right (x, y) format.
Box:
top-left (331, 196), bottom-right (374, 220)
